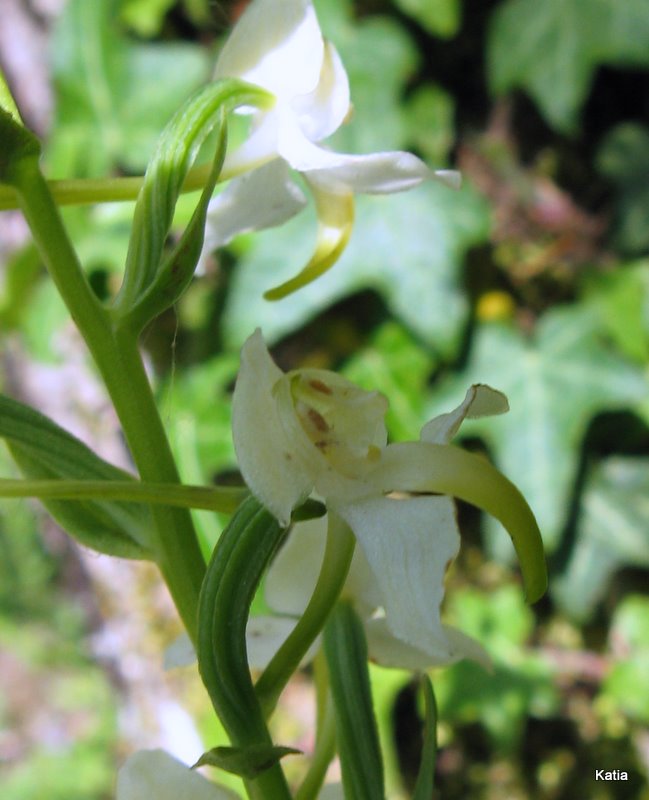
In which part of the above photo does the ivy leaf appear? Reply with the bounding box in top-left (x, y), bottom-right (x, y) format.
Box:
top-left (224, 181), bottom-right (488, 356)
top-left (427, 307), bottom-right (647, 553)
top-left (435, 586), bottom-right (558, 752)
top-left (582, 260), bottom-right (649, 364)
top-left (391, 0), bottom-right (461, 38)
top-left (343, 322), bottom-right (437, 441)
top-left (192, 745), bottom-right (301, 780)
top-left (488, 0), bottom-right (649, 132)
top-left (553, 457), bottom-right (649, 621)
top-left (602, 595), bottom-right (649, 724)
top-left (48, 0), bottom-right (210, 175)
top-left (597, 124), bottom-right (649, 255)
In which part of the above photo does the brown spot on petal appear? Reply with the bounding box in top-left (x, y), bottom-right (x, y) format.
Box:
top-left (308, 379), bottom-right (333, 395)
top-left (307, 407), bottom-right (329, 433)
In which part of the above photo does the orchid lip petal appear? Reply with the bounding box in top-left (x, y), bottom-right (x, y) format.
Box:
top-left (264, 183), bottom-right (354, 300)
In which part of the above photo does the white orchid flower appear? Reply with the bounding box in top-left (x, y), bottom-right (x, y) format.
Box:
top-left (116, 749), bottom-right (240, 800)
top-left (249, 512), bottom-right (490, 670)
top-left (204, 0), bottom-right (460, 299)
top-left (233, 330), bottom-right (546, 665)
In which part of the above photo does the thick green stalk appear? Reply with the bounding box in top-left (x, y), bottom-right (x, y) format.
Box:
top-left (295, 652), bottom-right (336, 800)
top-left (7, 155), bottom-right (206, 642)
top-left (0, 163), bottom-right (213, 210)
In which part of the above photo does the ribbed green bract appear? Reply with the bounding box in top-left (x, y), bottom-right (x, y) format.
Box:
top-left (324, 601), bottom-right (385, 800)
top-left (0, 394), bottom-right (153, 559)
top-left (112, 79), bottom-right (270, 333)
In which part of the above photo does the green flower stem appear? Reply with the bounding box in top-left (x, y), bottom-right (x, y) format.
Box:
top-left (7, 154), bottom-right (206, 643)
top-left (0, 162), bottom-right (214, 211)
top-left (295, 654), bottom-right (336, 800)
top-left (256, 513), bottom-right (356, 719)
top-left (0, 478), bottom-right (245, 512)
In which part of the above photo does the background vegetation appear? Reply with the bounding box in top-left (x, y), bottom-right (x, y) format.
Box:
top-left (1, 0), bottom-right (648, 797)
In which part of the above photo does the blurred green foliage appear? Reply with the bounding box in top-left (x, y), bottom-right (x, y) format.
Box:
top-left (2, 0), bottom-right (649, 796)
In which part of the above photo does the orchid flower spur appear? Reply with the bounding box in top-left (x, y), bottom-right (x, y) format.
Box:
top-left (233, 331), bottom-right (547, 666)
top-left (203, 0), bottom-right (460, 299)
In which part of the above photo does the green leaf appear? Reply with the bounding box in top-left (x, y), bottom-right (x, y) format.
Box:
top-left (412, 676), bottom-right (438, 800)
top-left (435, 586), bottom-right (558, 751)
top-left (119, 0), bottom-right (176, 36)
top-left (392, 0), bottom-right (461, 38)
top-left (343, 322), bottom-right (438, 441)
top-left (553, 457), bottom-right (649, 621)
top-left (427, 306), bottom-right (647, 553)
top-left (0, 394), bottom-right (153, 559)
top-left (602, 595), bottom-right (649, 723)
top-left (324, 601), bottom-right (385, 800)
top-left (224, 181), bottom-right (488, 356)
top-left (597, 125), bottom-right (649, 255)
top-left (404, 84), bottom-right (456, 166)
top-left (48, 0), bottom-right (210, 175)
top-left (488, 0), bottom-right (649, 132)
top-left (113, 80), bottom-right (270, 331)
top-left (193, 745), bottom-right (301, 779)
top-left (583, 260), bottom-right (649, 363)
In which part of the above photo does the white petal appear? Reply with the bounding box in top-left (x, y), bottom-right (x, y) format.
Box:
top-left (421, 384), bottom-right (509, 445)
top-left (276, 122), bottom-right (459, 194)
top-left (246, 615), bottom-right (321, 669)
top-left (116, 750), bottom-right (239, 800)
top-left (215, 0), bottom-right (324, 99)
top-left (265, 516), bottom-right (328, 615)
top-left (232, 330), bottom-right (313, 525)
top-left (336, 494), bottom-right (461, 659)
top-left (204, 160), bottom-right (307, 251)
top-left (291, 42), bottom-right (350, 142)
top-left (365, 618), bottom-right (489, 669)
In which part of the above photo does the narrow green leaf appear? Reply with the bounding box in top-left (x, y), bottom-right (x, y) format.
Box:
top-left (412, 675), bottom-right (438, 800)
top-left (113, 79), bottom-right (271, 329)
top-left (0, 393), bottom-right (153, 559)
top-left (324, 601), bottom-right (385, 800)
top-left (193, 745), bottom-right (301, 779)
